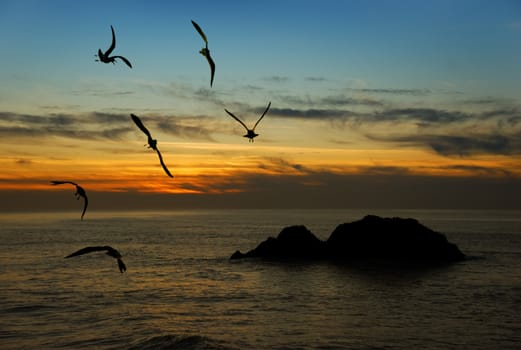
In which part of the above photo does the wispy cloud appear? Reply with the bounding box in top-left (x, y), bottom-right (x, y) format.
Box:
top-left (263, 75), bottom-right (289, 83)
top-left (0, 111), bottom-right (221, 142)
top-left (368, 132), bottom-right (521, 157)
top-left (370, 108), bottom-right (471, 124)
top-left (426, 134), bottom-right (518, 157)
top-left (15, 158), bottom-right (33, 166)
top-left (0, 111), bottom-right (133, 140)
top-left (441, 164), bottom-right (513, 177)
top-left (345, 87), bottom-right (432, 96)
top-left (358, 165), bottom-right (411, 176)
top-left (320, 95), bottom-right (384, 107)
top-left (277, 93), bottom-right (385, 108)
top-left (257, 157), bottom-right (313, 175)
top-left (72, 88), bottom-right (135, 97)
top-left (269, 107), bottom-right (357, 120)
top-left (156, 118), bottom-right (217, 141)
top-left (305, 76), bottom-right (327, 82)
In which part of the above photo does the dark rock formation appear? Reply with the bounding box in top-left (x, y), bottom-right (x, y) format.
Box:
top-left (231, 225), bottom-right (326, 259)
top-left (327, 215), bottom-right (465, 262)
top-left (230, 215), bottom-right (465, 263)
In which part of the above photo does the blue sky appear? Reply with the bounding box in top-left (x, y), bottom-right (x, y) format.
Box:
top-left (2, 0), bottom-right (519, 101)
top-left (1, 0), bottom-right (520, 210)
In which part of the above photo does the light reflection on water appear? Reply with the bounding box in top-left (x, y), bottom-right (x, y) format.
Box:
top-left (1, 209), bottom-right (521, 349)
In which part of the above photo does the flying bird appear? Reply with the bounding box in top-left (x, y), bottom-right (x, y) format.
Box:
top-left (225, 102), bottom-right (271, 142)
top-left (130, 114), bottom-right (173, 178)
top-left (65, 246), bottom-right (127, 273)
top-left (50, 181), bottom-right (88, 220)
top-left (191, 20), bottom-right (215, 87)
top-left (95, 25), bottom-right (133, 68)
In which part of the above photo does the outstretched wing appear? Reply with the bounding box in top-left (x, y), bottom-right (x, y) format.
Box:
top-left (65, 246), bottom-right (111, 258)
top-left (50, 180), bottom-right (77, 186)
top-left (206, 52), bottom-right (215, 87)
top-left (113, 55), bottom-right (132, 68)
top-left (155, 148), bottom-right (174, 178)
top-left (80, 194), bottom-right (88, 221)
top-left (253, 101), bottom-right (271, 131)
top-left (131, 114), bottom-right (152, 138)
top-left (225, 109), bottom-right (250, 132)
top-left (106, 25), bottom-right (116, 55)
top-left (191, 20), bottom-right (208, 45)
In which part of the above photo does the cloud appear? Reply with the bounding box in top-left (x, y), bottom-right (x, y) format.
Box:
top-left (89, 112), bottom-right (132, 124)
top-left (15, 158), bottom-right (33, 166)
top-left (358, 165), bottom-right (411, 176)
top-left (263, 75), bottom-right (289, 83)
top-left (440, 164), bottom-right (513, 177)
top-left (156, 118), bottom-right (216, 141)
top-left (2, 169), bottom-right (521, 211)
top-left (305, 77), bottom-right (327, 82)
top-left (0, 109), bottom-right (237, 144)
top-left (345, 87), bottom-right (432, 96)
top-left (199, 170), bottom-right (521, 209)
top-left (427, 134), bottom-right (517, 157)
top-left (369, 132), bottom-right (521, 157)
top-left (0, 111), bottom-right (133, 140)
top-left (269, 107), bottom-right (356, 120)
top-left (276, 93), bottom-right (385, 108)
top-left (71, 88), bottom-right (134, 97)
top-left (320, 95), bottom-right (384, 107)
top-left (257, 157), bottom-right (313, 175)
top-left (262, 102), bottom-right (521, 158)
top-left (342, 103), bottom-right (521, 157)
top-left (371, 108), bottom-right (471, 124)
top-left (461, 97), bottom-right (507, 105)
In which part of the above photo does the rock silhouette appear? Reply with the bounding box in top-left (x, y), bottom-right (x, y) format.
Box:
top-left (231, 225), bottom-right (326, 260)
top-left (230, 215), bottom-right (465, 263)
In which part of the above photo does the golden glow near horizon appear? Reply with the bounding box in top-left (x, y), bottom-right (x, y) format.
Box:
top-left (2, 130), bottom-right (520, 196)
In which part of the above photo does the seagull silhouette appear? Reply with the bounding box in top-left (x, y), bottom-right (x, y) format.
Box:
top-left (225, 102), bottom-right (271, 142)
top-left (95, 25), bottom-right (132, 68)
top-left (130, 114), bottom-right (173, 178)
top-left (50, 181), bottom-right (88, 220)
top-left (65, 246), bottom-right (127, 273)
top-left (191, 20), bottom-right (215, 87)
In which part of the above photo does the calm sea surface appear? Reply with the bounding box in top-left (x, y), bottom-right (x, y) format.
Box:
top-left (1, 209), bottom-right (520, 350)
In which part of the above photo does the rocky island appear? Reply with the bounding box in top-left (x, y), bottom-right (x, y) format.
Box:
top-left (230, 215), bottom-right (465, 263)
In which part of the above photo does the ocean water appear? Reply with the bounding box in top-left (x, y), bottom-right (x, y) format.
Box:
top-left (1, 209), bottom-right (520, 350)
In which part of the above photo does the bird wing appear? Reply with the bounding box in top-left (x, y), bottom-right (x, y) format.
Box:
top-left (117, 258), bottom-right (127, 273)
top-left (253, 101), bottom-right (271, 131)
top-left (206, 52), bottom-right (215, 87)
top-left (191, 20), bottom-right (208, 45)
top-left (131, 114), bottom-right (152, 138)
top-left (106, 25), bottom-right (116, 55)
top-left (113, 55), bottom-right (132, 68)
top-left (225, 109), bottom-right (250, 132)
top-left (50, 180), bottom-right (77, 186)
top-left (155, 148), bottom-right (174, 178)
top-left (65, 246), bottom-right (112, 258)
top-left (80, 193), bottom-right (88, 221)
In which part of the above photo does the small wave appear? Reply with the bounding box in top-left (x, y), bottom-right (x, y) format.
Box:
top-left (127, 334), bottom-right (238, 350)
top-left (4, 304), bottom-right (56, 314)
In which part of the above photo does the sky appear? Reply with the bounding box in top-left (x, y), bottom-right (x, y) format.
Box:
top-left (1, 0), bottom-right (520, 211)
